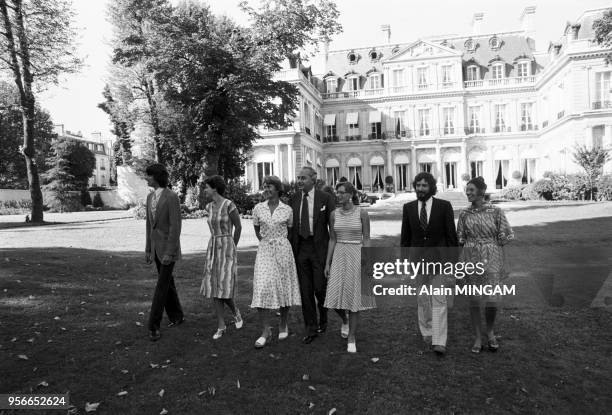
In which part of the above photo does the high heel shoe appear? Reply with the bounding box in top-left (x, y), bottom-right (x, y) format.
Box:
top-left (234, 310), bottom-right (243, 329)
top-left (471, 344), bottom-right (483, 354)
top-left (487, 337), bottom-right (499, 352)
top-left (212, 327), bottom-right (226, 340)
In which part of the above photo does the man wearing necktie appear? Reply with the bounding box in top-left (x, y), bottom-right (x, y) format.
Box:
top-left (290, 167), bottom-right (341, 344)
top-left (400, 172), bottom-right (458, 355)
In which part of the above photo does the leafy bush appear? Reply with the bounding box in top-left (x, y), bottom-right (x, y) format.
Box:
top-left (520, 183), bottom-right (539, 200)
top-left (461, 173), bottom-right (471, 181)
top-left (533, 179), bottom-right (554, 200)
top-left (130, 201), bottom-right (147, 220)
top-left (93, 192), bottom-right (104, 208)
top-left (0, 200), bottom-right (32, 215)
top-left (46, 192), bottom-right (83, 213)
top-left (182, 209), bottom-right (207, 219)
top-left (82, 191), bottom-right (92, 206)
top-left (226, 179), bottom-right (255, 214)
top-left (500, 185), bottom-right (524, 200)
top-left (183, 185), bottom-right (201, 210)
top-left (597, 174), bottom-right (612, 201)
top-left (511, 170), bottom-right (522, 180)
top-left (542, 171), bottom-right (554, 179)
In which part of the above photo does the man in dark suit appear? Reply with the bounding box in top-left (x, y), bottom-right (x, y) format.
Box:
top-left (290, 167), bottom-right (345, 344)
top-left (145, 163), bottom-right (184, 341)
top-left (400, 172), bottom-right (458, 355)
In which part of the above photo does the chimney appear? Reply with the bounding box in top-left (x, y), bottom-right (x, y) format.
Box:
top-left (381, 24), bottom-right (391, 44)
top-left (520, 6), bottom-right (536, 38)
top-left (472, 13), bottom-right (484, 36)
top-left (570, 23), bottom-right (581, 41)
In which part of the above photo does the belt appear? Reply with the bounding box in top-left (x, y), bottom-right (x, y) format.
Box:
top-left (337, 240), bottom-right (361, 244)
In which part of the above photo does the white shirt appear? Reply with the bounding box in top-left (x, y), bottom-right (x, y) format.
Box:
top-left (151, 187), bottom-right (164, 217)
top-left (418, 197), bottom-right (433, 224)
top-left (299, 188), bottom-right (315, 235)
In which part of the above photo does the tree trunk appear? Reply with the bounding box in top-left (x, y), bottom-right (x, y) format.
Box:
top-left (204, 152), bottom-right (220, 177)
top-left (143, 77), bottom-right (162, 163)
top-left (0, 0), bottom-right (44, 222)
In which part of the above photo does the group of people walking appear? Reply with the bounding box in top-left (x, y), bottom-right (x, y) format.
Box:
top-left (144, 163), bottom-right (514, 355)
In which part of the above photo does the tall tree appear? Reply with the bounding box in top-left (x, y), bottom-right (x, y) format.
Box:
top-left (98, 83), bottom-right (134, 165)
top-left (0, 0), bottom-right (81, 222)
top-left (0, 81), bottom-right (56, 188)
top-left (593, 8), bottom-right (612, 64)
top-left (107, 0), bottom-right (172, 163)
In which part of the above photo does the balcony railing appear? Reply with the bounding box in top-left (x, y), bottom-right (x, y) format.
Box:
top-left (364, 88), bottom-right (384, 97)
top-left (493, 126), bottom-right (512, 133)
top-left (391, 86), bottom-right (409, 94)
top-left (345, 135), bottom-right (362, 141)
top-left (323, 135), bottom-right (339, 143)
top-left (315, 134), bottom-right (321, 142)
top-left (464, 127), bottom-right (485, 135)
top-left (592, 101), bottom-right (612, 110)
top-left (557, 110), bottom-right (565, 119)
top-left (464, 76), bottom-right (536, 88)
top-left (520, 124), bottom-right (537, 132)
top-left (542, 121), bottom-right (549, 128)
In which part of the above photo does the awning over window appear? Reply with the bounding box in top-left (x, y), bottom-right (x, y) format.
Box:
top-left (323, 114), bottom-right (336, 126)
top-left (345, 112), bottom-right (359, 125)
top-left (325, 158), bottom-right (339, 168)
top-left (369, 110), bottom-right (382, 124)
top-left (370, 155), bottom-right (385, 165)
top-left (394, 153), bottom-right (410, 164)
top-left (347, 157), bottom-right (362, 167)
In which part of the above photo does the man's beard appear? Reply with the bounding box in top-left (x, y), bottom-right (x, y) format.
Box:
top-left (416, 191), bottom-right (433, 202)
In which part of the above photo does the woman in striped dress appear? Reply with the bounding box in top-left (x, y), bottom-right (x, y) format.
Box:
top-left (200, 175), bottom-right (244, 340)
top-left (324, 181), bottom-right (375, 353)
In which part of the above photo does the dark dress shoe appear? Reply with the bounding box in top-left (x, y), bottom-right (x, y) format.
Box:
top-left (316, 324), bottom-right (327, 333)
top-left (302, 334), bottom-right (317, 344)
top-left (433, 345), bottom-right (446, 355)
top-left (167, 318), bottom-right (185, 328)
top-left (149, 330), bottom-right (161, 341)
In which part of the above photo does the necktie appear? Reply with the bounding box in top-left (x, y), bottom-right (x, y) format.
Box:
top-left (300, 193), bottom-right (310, 238)
top-left (151, 192), bottom-right (159, 217)
top-left (419, 201), bottom-right (427, 230)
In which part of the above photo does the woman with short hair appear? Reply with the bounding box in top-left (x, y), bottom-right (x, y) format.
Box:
top-left (324, 181), bottom-right (375, 353)
top-left (457, 177), bottom-right (514, 353)
top-left (250, 176), bottom-right (301, 348)
top-left (200, 175), bottom-right (244, 339)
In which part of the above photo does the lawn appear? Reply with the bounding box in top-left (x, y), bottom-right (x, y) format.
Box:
top-left (1, 203), bottom-right (611, 414)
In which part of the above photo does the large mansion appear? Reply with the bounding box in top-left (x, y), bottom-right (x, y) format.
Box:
top-left (244, 7), bottom-right (612, 192)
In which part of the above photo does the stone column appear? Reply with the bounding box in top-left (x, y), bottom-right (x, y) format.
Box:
top-left (386, 147), bottom-right (392, 178)
top-left (435, 141), bottom-right (443, 189)
top-left (585, 126), bottom-right (593, 149)
top-left (411, 144), bottom-right (418, 181)
top-left (287, 143), bottom-right (294, 181)
top-left (604, 124), bottom-right (612, 148)
top-left (460, 140), bottom-right (467, 177)
top-left (274, 145), bottom-right (280, 176)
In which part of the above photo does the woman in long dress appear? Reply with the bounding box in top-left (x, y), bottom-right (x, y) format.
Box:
top-left (457, 177), bottom-right (514, 353)
top-left (251, 176), bottom-right (301, 348)
top-left (200, 175), bottom-right (244, 340)
top-left (324, 181), bottom-right (375, 353)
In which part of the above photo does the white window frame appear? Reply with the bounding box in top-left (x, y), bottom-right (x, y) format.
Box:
top-left (517, 61), bottom-right (530, 78)
top-left (369, 74), bottom-right (382, 89)
top-left (442, 107), bottom-right (455, 135)
top-left (468, 106), bottom-right (481, 133)
top-left (417, 67), bottom-right (428, 89)
top-left (347, 76), bottom-right (359, 91)
top-left (348, 123), bottom-right (359, 137)
top-left (418, 108), bottom-right (430, 136)
top-left (467, 65), bottom-right (479, 81)
top-left (441, 65), bottom-right (453, 87)
top-left (492, 63), bottom-right (504, 80)
top-left (325, 78), bottom-right (337, 93)
top-left (392, 69), bottom-right (404, 87)
top-left (520, 102), bottom-right (534, 131)
top-left (494, 104), bottom-right (507, 132)
top-left (256, 162), bottom-right (274, 190)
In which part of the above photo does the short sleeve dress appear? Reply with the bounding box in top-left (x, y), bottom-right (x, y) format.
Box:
top-left (250, 201), bottom-right (301, 309)
top-left (457, 203), bottom-right (514, 304)
top-left (200, 199), bottom-right (238, 299)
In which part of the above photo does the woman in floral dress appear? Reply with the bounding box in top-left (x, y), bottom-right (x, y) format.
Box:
top-left (457, 177), bottom-right (514, 353)
top-left (251, 176), bottom-right (301, 348)
top-left (200, 175), bottom-right (244, 340)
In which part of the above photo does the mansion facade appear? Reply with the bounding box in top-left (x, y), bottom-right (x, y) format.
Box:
top-left (244, 7), bottom-right (612, 192)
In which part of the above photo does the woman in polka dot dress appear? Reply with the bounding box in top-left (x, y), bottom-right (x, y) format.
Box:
top-left (251, 176), bottom-right (301, 348)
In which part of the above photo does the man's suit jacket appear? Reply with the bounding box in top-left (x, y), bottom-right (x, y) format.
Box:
top-left (145, 188), bottom-right (182, 262)
top-left (289, 189), bottom-right (336, 261)
top-left (400, 197), bottom-right (458, 263)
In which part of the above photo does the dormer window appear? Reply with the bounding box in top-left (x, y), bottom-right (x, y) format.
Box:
top-left (369, 73), bottom-right (382, 89)
top-left (467, 65), bottom-right (479, 81)
top-left (369, 49), bottom-right (380, 62)
top-left (391, 45), bottom-right (400, 54)
top-left (347, 76), bottom-right (359, 91)
top-left (347, 51), bottom-right (358, 64)
top-left (492, 63), bottom-right (504, 80)
top-left (464, 38), bottom-right (476, 52)
top-left (489, 35), bottom-right (501, 50)
top-left (517, 61), bottom-right (530, 78)
top-left (325, 78), bottom-right (337, 93)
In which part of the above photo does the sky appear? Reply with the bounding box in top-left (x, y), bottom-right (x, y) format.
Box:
top-left (37, 0), bottom-right (612, 140)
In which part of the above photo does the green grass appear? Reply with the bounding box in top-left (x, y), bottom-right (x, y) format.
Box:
top-left (1, 214), bottom-right (611, 414)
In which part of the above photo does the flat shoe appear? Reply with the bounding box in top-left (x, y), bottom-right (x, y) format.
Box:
top-left (347, 341), bottom-right (357, 353)
top-left (340, 323), bottom-right (349, 339)
top-left (234, 310), bottom-right (243, 329)
top-left (212, 328), bottom-right (226, 340)
top-left (471, 345), bottom-right (483, 354)
top-left (167, 318), bottom-right (185, 328)
top-left (487, 338), bottom-right (499, 352)
top-left (278, 327), bottom-right (289, 340)
top-left (255, 334), bottom-right (270, 348)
